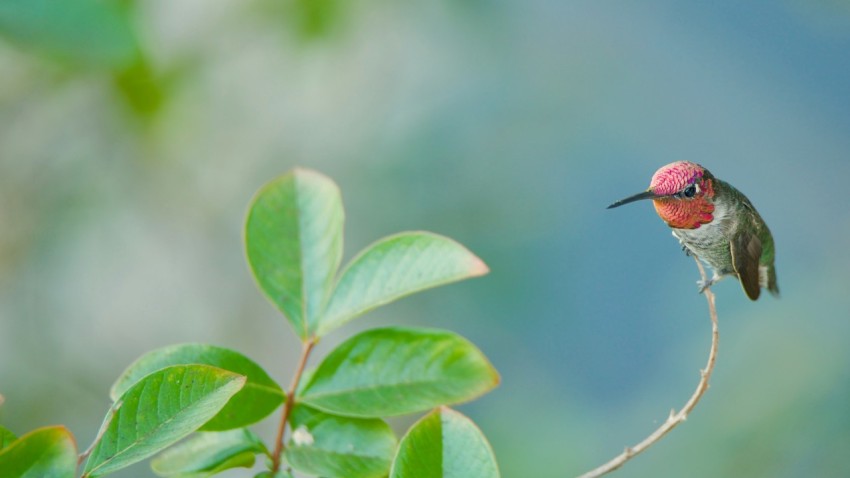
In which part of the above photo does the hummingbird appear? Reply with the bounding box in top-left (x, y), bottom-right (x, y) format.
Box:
top-left (607, 161), bottom-right (779, 301)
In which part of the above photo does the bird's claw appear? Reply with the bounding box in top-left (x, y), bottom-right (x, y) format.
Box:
top-left (697, 277), bottom-right (715, 294)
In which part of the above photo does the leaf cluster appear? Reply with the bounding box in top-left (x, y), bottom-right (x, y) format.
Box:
top-left (0, 169), bottom-right (500, 477)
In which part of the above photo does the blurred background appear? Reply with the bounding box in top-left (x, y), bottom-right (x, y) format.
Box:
top-left (2, 0), bottom-right (850, 476)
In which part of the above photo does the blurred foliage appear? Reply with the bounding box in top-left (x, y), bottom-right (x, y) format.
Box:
top-left (257, 0), bottom-right (347, 40)
top-left (0, 0), bottom-right (137, 67)
top-left (0, 0), bottom-right (166, 119)
top-left (113, 56), bottom-right (167, 119)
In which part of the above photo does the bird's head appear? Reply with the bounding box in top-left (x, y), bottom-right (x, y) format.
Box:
top-left (608, 161), bottom-right (716, 229)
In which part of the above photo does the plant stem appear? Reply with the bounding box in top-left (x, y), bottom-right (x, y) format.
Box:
top-left (78, 401), bottom-right (121, 467)
top-left (271, 338), bottom-right (317, 473)
top-left (576, 257), bottom-right (720, 478)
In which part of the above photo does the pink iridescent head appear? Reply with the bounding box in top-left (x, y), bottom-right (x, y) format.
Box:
top-left (607, 161), bottom-right (716, 229)
top-left (649, 161), bottom-right (708, 196)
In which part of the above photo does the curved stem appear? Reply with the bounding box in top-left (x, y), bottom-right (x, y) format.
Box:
top-left (577, 257), bottom-right (719, 478)
top-left (79, 401), bottom-right (120, 466)
top-left (271, 338), bottom-right (317, 473)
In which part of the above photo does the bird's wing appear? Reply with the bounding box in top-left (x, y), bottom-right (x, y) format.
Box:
top-left (731, 232), bottom-right (763, 301)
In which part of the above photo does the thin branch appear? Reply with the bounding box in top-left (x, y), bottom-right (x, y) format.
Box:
top-left (577, 257), bottom-right (719, 478)
top-left (271, 338), bottom-right (317, 473)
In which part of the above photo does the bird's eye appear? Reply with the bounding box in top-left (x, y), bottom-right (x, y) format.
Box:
top-left (683, 184), bottom-right (697, 198)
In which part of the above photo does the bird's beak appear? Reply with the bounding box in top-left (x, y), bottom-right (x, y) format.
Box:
top-left (607, 189), bottom-right (661, 209)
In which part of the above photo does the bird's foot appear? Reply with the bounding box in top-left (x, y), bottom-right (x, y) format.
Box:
top-left (697, 274), bottom-right (722, 294)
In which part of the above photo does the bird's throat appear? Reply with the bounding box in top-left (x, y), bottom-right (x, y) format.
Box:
top-left (652, 197), bottom-right (715, 229)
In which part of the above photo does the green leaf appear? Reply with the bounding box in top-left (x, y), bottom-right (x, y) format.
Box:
top-left (390, 407), bottom-right (500, 478)
top-left (255, 471), bottom-right (294, 478)
top-left (0, 426), bottom-right (77, 478)
top-left (317, 231), bottom-right (488, 336)
top-left (151, 429), bottom-right (266, 477)
top-left (110, 343), bottom-right (285, 431)
top-left (0, 426), bottom-right (16, 450)
top-left (245, 168), bottom-right (344, 339)
top-left (285, 405), bottom-right (397, 478)
top-left (83, 365), bottom-right (245, 478)
top-left (300, 327), bottom-right (499, 417)
top-left (0, 0), bottom-right (138, 67)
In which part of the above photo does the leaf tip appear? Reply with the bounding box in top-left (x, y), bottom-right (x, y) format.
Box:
top-left (54, 425), bottom-right (79, 458)
top-left (231, 373), bottom-right (249, 389)
top-left (291, 166), bottom-right (333, 184)
top-left (469, 255), bottom-right (490, 277)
